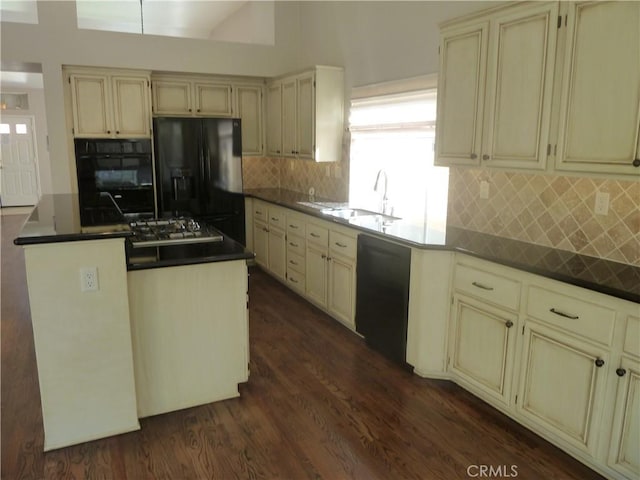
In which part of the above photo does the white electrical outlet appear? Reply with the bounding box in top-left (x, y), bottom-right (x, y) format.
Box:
top-left (480, 180), bottom-right (490, 199)
top-left (80, 267), bottom-right (99, 292)
top-left (594, 191), bottom-right (610, 216)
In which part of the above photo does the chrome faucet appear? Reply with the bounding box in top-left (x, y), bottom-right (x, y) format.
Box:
top-left (373, 169), bottom-right (389, 214)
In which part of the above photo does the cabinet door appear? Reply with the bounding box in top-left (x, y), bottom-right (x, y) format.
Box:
top-left (556, 1), bottom-right (640, 174)
top-left (517, 321), bottom-right (608, 456)
top-left (236, 86), bottom-right (263, 156)
top-left (266, 82), bottom-right (282, 156)
top-left (328, 256), bottom-right (355, 328)
top-left (70, 74), bottom-right (112, 137)
top-left (296, 73), bottom-right (315, 160)
top-left (435, 21), bottom-right (488, 166)
top-left (482, 2), bottom-right (558, 169)
top-left (152, 80), bottom-right (192, 115)
top-left (450, 295), bottom-right (517, 406)
top-left (112, 76), bottom-right (151, 138)
top-left (194, 83), bottom-right (233, 116)
top-left (253, 221), bottom-right (269, 269)
top-left (267, 227), bottom-right (286, 281)
top-left (305, 243), bottom-right (327, 307)
top-left (608, 356), bottom-right (640, 479)
top-left (281, 78), bottom-right (297, 157)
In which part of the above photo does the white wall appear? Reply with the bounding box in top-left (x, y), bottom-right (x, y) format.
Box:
top-left (1, 0), bottom-right (300, 194)
top-left (295, 1), bottom-right (500, 92)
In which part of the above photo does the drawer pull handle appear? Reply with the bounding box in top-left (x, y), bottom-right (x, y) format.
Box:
top-left (549, 308), bottom-right (579, 320)
top-left (255, 210), bottom-right (263, 215)
top-left (263, 227), bottom-right (269, 233)
top-left (113, 194), bottom-right (123, 199)
top-left (616, 368), bottom-right (627, 377)
top-left (289, 224), bottom-right (298, 229)
top-left (335, 242), bottom-right (347, 248)
top-left (321, 253), bottom-right (326, 259)
top-left (271, 217), bottom-right (278, 221)
top-left (505, 320), bottom-right (514, 328)
top-left (310, 233), bottom-right (320, 238)
top-left (595, 358), bottom-right (605, 368)
top-left (289, 242), bottom-right (299, 247)
top-left (289, 260), bottom-right (298, 266)
top-left (290, 278), bottom-right (298, 284)
top-left (472, 281), bottom-right (494, 291)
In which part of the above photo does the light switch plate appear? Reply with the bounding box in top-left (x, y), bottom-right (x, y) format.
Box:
top-left (595, 191), bottom-right (610, 215)
top-left (480, 181), bottom-right (490, 199)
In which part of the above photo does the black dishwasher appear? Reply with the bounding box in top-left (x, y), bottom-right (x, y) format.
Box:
top-left (355, 234), bottom-right (411, 368)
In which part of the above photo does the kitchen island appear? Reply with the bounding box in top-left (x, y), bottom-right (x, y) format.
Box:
top-left (14, 194), bottom-right (254, 451)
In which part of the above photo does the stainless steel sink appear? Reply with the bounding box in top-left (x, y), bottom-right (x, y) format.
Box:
top-left (321, 207), bottom-right (380, 219)
top-left (296, 201), bottom-right (400, 223)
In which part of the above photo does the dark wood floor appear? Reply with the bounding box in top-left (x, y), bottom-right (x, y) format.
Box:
top-left (1, 213), bottom-right (604, 480)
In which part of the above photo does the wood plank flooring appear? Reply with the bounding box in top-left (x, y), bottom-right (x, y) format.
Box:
top-left (1, 213), bottom-right (604, 480)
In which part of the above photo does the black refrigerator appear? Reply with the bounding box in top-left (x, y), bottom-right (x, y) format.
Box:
top-left (153, 117), bottom-right (246, 244)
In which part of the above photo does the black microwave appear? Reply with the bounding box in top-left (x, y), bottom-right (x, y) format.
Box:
top-left (75, 139), bottom-right (155, 224)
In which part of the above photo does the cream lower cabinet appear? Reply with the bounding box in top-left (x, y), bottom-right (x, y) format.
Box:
top-left (450, 295), bottom-right (518, 407)
top-left (516, 320), bottom-right (610, 457)
top-left (305, 221), bottom-right (329, 307)
top-left (251, 202), bottom-right (286, 280)
top-left (327, 230), bottom-right (357, 329)
top-left (608, 315), bottom-right (640, 479)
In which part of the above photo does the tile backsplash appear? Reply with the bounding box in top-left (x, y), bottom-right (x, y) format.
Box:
top-left (243, 156), bottom-right (349, 201)
top-left (447, 168), bottom-right (640, 266)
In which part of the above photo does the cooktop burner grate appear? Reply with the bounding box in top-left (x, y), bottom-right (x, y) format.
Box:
top-left (129, 218), bottom-right (223, 247)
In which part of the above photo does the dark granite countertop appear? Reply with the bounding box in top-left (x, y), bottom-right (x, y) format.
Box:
top-left (14, 194), bottom-right (254, 270)
top-left (13, 194), bottom-right (132, 245)
top-left (245, 188), bottom-right (640, 303)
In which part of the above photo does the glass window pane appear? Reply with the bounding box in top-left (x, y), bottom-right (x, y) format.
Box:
top-left (0, 124), bottom-right (10, 134)
top-left (15, 124), bottom-right (28, 134)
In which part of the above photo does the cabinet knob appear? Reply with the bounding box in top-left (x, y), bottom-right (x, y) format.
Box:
top-left (616, 368), bottom-right (627, 377)
top-left (470, 153), bottom-right (478, 159)
top-left (116, 130), bottom-right (120, 134)
top-left (482, 154), bottom-right (490, 160)
top-left (505, 320), bottom-right (514, 328)
top-left (276, 150), bottom-right (281, 154)
top-left (107, 130), bottom-right (111, 134)
top-left (197, 109), bottom-right (201, 113)
top-left (595, 358), bottom-right (605, 368)
top-left (326, 256), bottom-right (332, 262)
top-left (188, 109), bottom-right (192, 112)
top-left (633, 158), bottom-right (640, 167)
top-left (321, 253), bottom-right (326, 259)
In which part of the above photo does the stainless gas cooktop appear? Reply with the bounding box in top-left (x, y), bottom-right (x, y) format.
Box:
top-left (129, 218), bottom-right (223, 247)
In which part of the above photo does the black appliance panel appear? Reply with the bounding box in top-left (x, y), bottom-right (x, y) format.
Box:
top-left (355, 234), bottom-right (412, 367)
top-left (75, 139), bottom-right (154, 224)
top-left (153, 117), bottom-right (245, 244)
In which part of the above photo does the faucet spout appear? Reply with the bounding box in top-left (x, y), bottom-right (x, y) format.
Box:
top-left (373, 169), bottom-right (389, 214)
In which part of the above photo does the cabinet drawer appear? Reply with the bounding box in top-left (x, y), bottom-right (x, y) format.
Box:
top-left (268, 206), bottom-right (286, 229)
top-left (329, 231), bottom-right (356, 260)
top-left (306, 223), bottom-right (328, 246)
top-left (286, 215), bottom-right (305, 236)
top-left (527, 286), bottom-right (616, 346)
top-left (253, 202), bottom-right (267, 223)
top-left (287, 235), bottom-right (305, 257)
top-left (286, 268), bottom-right (305, 292)
top-left (623, 316), bottom-right (639, 358)
top-left (287, 251), bottom-right (305, 274)
top-left (454, 263), bottom-right (521, 311)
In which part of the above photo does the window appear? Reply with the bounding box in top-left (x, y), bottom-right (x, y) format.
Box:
top-left (349, 89), bottom-right (448, 229)
top-left (0, 124), bottom-right (10, 134)
top-left (15, 123), bottom-right (27, 134)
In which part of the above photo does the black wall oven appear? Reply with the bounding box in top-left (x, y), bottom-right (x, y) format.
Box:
top-left (75, 139), bottom-right (154, 225)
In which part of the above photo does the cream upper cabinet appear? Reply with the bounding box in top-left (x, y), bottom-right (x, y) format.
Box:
top-left (281, 78), bottom-right (298, 157)
top-left (68, 70), bottom-right (151, 138)
top-left (266, 82), bottom-right (283, 156)
top-left (436, 21), bottom-right (488, 166)
top-left (236, 85), bottom-right (263, 156)
top-left (482, 2), bottom-right (559, 169)
top-left (152, 78), bottom-right (232, 117)
top-left (267, 66), bottom-right (344, 162)
top-left (554, 1), bottom-right (640, 175)
top-left (151, 79), bottom-right (192, 115)
top-left (436, 2), bottom-right (558, 169)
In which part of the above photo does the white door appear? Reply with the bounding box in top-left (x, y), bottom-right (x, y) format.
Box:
top-left (0, 116), bottom-right (39, 206)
